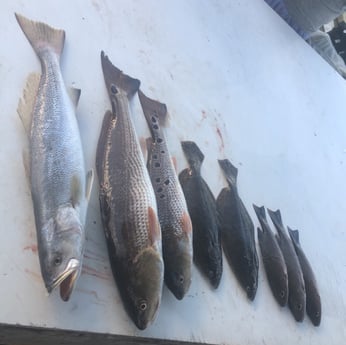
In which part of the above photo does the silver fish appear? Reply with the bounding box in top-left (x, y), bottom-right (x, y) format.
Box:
top-left (138, 91), bottom-right (193, 300)
top-left (96, 52), bottom-right (164, 330)
top-left (16, 13), bottom-right (92, 301)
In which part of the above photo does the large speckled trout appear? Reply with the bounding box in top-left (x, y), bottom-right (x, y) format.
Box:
top-left (16, 14), bottom-right (92, 301)
top-left (138, 91), bottom-right (193, 300)
top-left (96, 52), bottom-right (164, 330)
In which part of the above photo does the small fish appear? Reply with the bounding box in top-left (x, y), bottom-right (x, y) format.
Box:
top-left (179, 141), bottom-right (222, 289)
top-left (138, 91), bottom-right (192, 300)
top-left (288, 228), bottom-right (321, 326)
top-left (217, 159), bottom-right (258, 300)
top-left (268, 209), bottom-right (306, 322)
top-left (96, 52), bottom-right (164, 330)
top-left (16, 14), bottom-right (92, 301)
top-left (253, 205), bottom-right (288, 306)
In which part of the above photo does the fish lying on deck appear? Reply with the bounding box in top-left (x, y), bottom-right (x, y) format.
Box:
top-left (217, 159), bottom-right (258, 300)
top-left (138, 91), bottom-right (192, 300)
top-left (288, 228), bottom-right (321, 326)
top-left (96, 52), bottom-right (164, 330)
top-left (179, 141), bottom-right (222, 289)
top-left (16, 13), bottom-right (92, 301)
top-left (268, 209), bottom-right (306, 322)
top-left (253, 205), bottom-right (288, 306)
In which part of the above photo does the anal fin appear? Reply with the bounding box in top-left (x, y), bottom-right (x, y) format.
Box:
top-left (148, 206), bottom-right (161, 245)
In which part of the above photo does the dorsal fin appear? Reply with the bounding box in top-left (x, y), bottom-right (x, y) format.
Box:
top-left (181, 211), bottom-right (192, 234)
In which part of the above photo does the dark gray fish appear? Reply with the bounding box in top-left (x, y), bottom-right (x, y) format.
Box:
top-left (217, 159), bottom-right (258, 300)
top-left (288, 228), bottom-right (321, 326)
top-left (138, 91), bottom-right (192, 300)
top-left (96, 52), bottom-right (164, 330)
top-left (253, 205), bottom-right (288, 306)
top-left (16, 14), bottom-right (93, 301)
top-left (179, 141), bottom-right (222, 289)
top-left (268, 209), bottom-right (306, 322)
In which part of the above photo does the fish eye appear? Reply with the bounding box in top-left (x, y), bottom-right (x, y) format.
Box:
top-left (110, 84), bottom-right (117, 94)
top-left (297, 303), bottom-right (303, 311)
top-left (280, 290), bottom-right (285, 298)
top-left (139, 301), bottom-right (147, 311)
top-left (179, 275), bottom-right (184, 284)
top-left (54, 255), bottom-right (62, 266)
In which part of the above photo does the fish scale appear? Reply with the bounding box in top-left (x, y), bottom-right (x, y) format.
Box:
top-left (138, 90), bottom-right (193, 300)
top-left (16, 13), bottom-right (91, 302)
top-left (96, 52), bottom-right (163, 330)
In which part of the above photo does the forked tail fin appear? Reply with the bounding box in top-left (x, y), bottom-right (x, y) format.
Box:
top-left (138, 90), bottom-right (167, 139)
top-left (181, 141), bottom-right (204, 172)
top-left (288, 227), bottom-right (300, 246)
top-left (101, 51), bottom-right (140, 99)
top-left (15, 13), bottom-right (65, 58)
top-left (267, 209), bottom-right (285, 235)
top-left (218, 159), bottom-right (238, 187)
top-left (253, 204), bottom-right (268, 231)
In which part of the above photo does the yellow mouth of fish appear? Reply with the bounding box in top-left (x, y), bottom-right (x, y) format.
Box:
top-left (51, 258), bottom-right (80, 301)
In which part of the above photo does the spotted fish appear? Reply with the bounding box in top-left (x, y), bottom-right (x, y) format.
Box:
top-left (138, 91), bottom-right (192, 300)
top-left (16, 13), bottom-right (93, 301)
top-left (217, 159), bottom-right (258, 300)
top-left (253, 205), bottom-right (288, 306)
top-left (288, 228), bottom-right (321, 326)
top-left (96, 52), bottom-right (164, 330)
top-left (268, 209), bottom-right (306, 322)
top-left (179, 141), bottom-right (222, 288)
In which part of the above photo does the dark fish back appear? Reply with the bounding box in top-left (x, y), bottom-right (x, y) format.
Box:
top-left (268, 209), bottom-right (306, 322)
top-left (217, 159), bottom-right (258, 300)
top-left (179, 141), bottom-right (222, 288)
top-left (288, 228), bottom-right (321, 326)
top-left (253, 205), bottom-right (288, 306)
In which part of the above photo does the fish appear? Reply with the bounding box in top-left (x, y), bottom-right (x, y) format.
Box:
top-left (179, 141), bottom-right (222, 288)
top-left (288, 227), bottom-right (321, 326)
top-left (268, 209), bottom-right (306, 322)
top-left (253, 205), bottom-right (288, 306)
top-left (15, 13), bottom-right (93, 301)
top-left (138, 91), bottom-right (192, 300)
top-left (216, 159), bottom-right (258, 300)
top-left (96, 52), bottom-right (164, 330)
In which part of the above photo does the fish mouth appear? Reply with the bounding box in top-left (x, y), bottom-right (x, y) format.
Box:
top-left (50, 259), bottom-right (80, 302)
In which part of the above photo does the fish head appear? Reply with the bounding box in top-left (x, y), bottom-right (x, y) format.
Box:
top-left (288, 282), bottom-right (306, 322)
top-left (40, 205), bottom-right (84, 301)
top-left (239, 253), bottom-right (258, 301)
top-left (307, 291), bottom-right (321, 326)
top-left (126, 247), bottom-right (164, 330)
top-left (164, 236), bottom-right (192, 300)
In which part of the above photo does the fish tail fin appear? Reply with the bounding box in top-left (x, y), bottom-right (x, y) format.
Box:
top-left (15, 13), bottom-right (65, 58)
top-left (253, 204), bottom-right (266, 221)
top-left (267, 208), bottom-right (284, 233)
top-left (253, 204), bottom-right (268, 230)
top-left (218, 159), bottom-right (238, 186)
top-left (138, 90), bottom-right (168, 135)
top-left (101, 51), bottom-right (140, 99)
top-left (288, 227), bottom-right (300, 245)
top-left (181, 141), bottom-right (204, 172)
